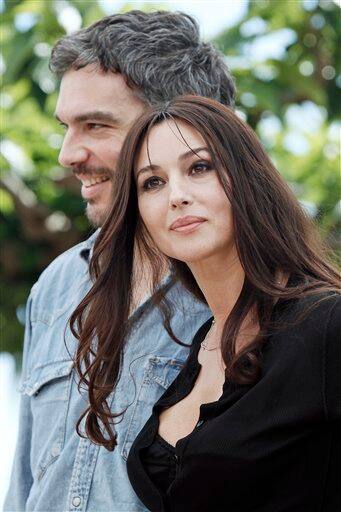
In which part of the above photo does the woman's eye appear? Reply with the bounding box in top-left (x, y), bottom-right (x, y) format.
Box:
top-left (190, 161), bottom-right (212, 175)
top-left (142, 176), bottom-right (164, 191)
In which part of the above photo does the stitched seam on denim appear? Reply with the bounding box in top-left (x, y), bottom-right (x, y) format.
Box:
top-left (150, 359), bottom-right (184, 387)
top-left (67, 437), bottom-right (88, 510)
top-left (30, 358), bottom-right (73, 374)
top-left (35, 371), bottom-right (73, 482)
top-left (80, 442), bottom-right (100, 511)
top-left (61, 370), bottom-right (73, 450)
top-left (31, 275), bottom-right (91, 325)
top-left (21, 361), bottom-right (73, 394)
top-left (120, 361), bottom-right (151, 461)
top-left (37, 453), bottom-right (60, 482)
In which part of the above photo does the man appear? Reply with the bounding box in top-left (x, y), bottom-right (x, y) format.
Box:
top-left (5, 10), bottom-right (235, 511)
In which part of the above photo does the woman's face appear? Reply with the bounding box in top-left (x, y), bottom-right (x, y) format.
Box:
top-left (135, 119), bottom-right (235, 265)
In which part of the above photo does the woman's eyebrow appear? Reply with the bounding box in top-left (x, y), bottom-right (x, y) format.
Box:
top-left (136, 147), bottom-right (210, 178)
top-left (136, 164), bottom-right (160, 178)
top-left (178, 146), bottom-right (210, 161)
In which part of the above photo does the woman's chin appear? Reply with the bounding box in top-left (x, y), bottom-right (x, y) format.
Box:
top-left (167, 250), bottom-right (211, 265)
top-left (165, 242), bottom-right (236, 268)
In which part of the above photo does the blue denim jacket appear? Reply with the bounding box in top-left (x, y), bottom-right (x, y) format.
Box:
top-left (4, 231), bottom-right (210, 512)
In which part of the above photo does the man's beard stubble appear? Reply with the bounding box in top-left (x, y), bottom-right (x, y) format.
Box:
top-left (85, 202), bottom-right (111, 228)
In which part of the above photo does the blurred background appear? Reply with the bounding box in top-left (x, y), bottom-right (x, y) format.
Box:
top-left (0, 0), bottom-right (340, 505)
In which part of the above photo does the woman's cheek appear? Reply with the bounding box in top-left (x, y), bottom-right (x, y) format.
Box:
top-left (138, 196), bottom-right (149, 224)
top-left (138, 200), bottom-right (159, 240)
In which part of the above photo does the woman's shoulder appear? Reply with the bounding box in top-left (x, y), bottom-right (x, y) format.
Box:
top-left (268, 291), bottom-right (340, 363)
top-left (303, 292), bottom-right (340, 347)
top-left (319, 292), bottom-right (341, 331)
top-left (294, 291), bottom-right (341, 421)
top-left (280, 290), bottom-right (340, 327)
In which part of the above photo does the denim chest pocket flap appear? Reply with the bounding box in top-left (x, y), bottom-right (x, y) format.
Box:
top-left (20, 360), bottom-right (74, 397)
top-left (120, 355), bottom-right (184, 460)
top-left (31, 298), bottom-right (77, 327)
top-left (20, 360), bottom-right (74, 481)
top-left (31, 274), bottom-right (90, 327)
top-left (148, 355), bottom-right (184, 389)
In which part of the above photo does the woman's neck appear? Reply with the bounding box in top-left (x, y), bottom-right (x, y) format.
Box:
top-left (188, 245), bottom-right (245, 329)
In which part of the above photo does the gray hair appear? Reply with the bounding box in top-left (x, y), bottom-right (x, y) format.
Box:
top-left (50, 10), bottom-right (235, 106)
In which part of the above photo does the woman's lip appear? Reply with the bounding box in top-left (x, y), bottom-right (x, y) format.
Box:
top-left (171, 220), bottom-right (206, 234)
top-left (170, 215), bottom-right (206, 230)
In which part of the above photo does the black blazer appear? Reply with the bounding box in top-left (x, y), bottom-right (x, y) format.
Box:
top-left (127, 294), bottom-right (341, 512)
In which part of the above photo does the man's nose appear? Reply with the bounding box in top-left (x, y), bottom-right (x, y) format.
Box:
top-left (58, 132), bottom-right (88, 168)
top-left (169, 179), bottom-right (193, 210)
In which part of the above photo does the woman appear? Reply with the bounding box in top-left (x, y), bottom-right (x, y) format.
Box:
top-left (70, 96), bottom-right (340, 511)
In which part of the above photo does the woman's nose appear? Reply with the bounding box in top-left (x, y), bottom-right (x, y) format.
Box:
top-left (169, 180), bottom-right (193, 210)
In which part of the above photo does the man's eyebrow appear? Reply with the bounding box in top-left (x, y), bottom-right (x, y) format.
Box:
top-left (136, 147), bottom-right (210, 178)
top-left (54, 110), bottom-right (120, 125)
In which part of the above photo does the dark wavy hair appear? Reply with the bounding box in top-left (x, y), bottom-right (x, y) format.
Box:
top-left (70, 96), bottom-right (339, 450)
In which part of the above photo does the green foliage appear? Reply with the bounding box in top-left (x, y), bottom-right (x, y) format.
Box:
top-left (0, 280), bottom-right (26, 354)
top-left (1, 0), bottom-right (340, 355)
top-left (214, 0), bottom-right (340, 243)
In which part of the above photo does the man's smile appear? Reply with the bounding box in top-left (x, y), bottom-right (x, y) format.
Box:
top-left (75, 173), bottom-right (112, 200)
top-left (78, 175), bottom-right (111, 188)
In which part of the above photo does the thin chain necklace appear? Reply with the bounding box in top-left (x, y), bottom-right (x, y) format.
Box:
top-left (200, 319), bottom-right (220, 352)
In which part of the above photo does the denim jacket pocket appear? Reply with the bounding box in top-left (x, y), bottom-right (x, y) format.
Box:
top-left (121, 355), bottom-right (184, 461)
top-left (20, 360), bottom-right (74, 481)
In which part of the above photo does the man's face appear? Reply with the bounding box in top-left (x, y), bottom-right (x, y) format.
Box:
top-left (55, 65), bottom-right (145, 227)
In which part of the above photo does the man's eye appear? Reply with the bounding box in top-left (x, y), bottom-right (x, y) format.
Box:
top-left (190, 161), bottom-right (212, 175)
top-left (142, 176), bottom-right (164, 191)
top-left (88, 123), bottom-right (105, 130)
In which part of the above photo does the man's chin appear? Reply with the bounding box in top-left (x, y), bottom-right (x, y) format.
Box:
top-left (85, 202), bottom-right (110, 228)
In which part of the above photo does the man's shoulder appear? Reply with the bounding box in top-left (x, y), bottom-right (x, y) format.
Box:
top-left (31, 230), bottom-right (99, 300)
top-left (35, 231), bottom-right (98, 283)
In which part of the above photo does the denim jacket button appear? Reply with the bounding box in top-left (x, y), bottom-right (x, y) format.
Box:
top-left (72, 496), bottom-right (81, 507)
top-left (51, 443), bottom-right (61, 457)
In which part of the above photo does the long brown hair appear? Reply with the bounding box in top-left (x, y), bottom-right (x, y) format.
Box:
top-left (70, 95), bottom-right (339, 450)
